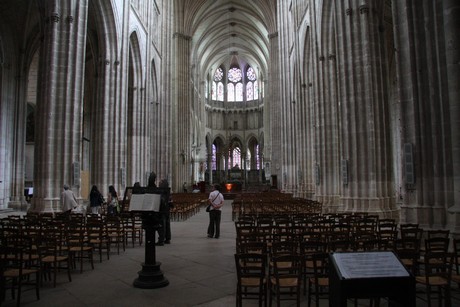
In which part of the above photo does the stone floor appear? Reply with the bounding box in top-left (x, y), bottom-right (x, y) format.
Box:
top-left (1, 201), bottom-right (460, 306)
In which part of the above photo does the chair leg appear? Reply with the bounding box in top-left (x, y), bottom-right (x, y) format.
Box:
top-left (444, 286), bottom-right (451, 307)
top-left (426, 285), bottom-right (432, 307)
top-left (35, 271), bottom-right (40, 300)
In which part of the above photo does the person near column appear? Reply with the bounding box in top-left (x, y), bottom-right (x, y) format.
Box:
top-left (89, 185), bottom-right (104, 214)
top-left (147, 172), bottom-right (157, 188)
top-left (156, 179), bottom-right (172, 246)
top-left (61, 184), bottom-right (78, 215)
top-left (207, 184), bottom-right (224, 239)
top-left (107, 185), bottom-right (119, 215)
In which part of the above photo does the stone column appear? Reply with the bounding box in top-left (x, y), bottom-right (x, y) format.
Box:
top-left (171, 32), bottom-right (192, 191)
top-left (267, 30), bottom-right (280, 187)
top-left (443, 1), bottom-right (460, 230)
top-left (335, 0), bottom-right (394, 215)
top-left (32, 1), bottom-right (88, 212)
top-left (393, 0), bottom-right (456, 228)
top-left (9, 73), bottom-right (28, 210)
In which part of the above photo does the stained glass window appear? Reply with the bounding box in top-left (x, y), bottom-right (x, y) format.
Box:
top-left (256, 145), bottom-right (260, 169)
top-left (235, 83), bottom-right (243, 101)
top-left (212, 82), bottom-right (216, 100)
top-left (230, 147), bottom-right (241, 169)
top-left (212, 144), bottom-right (217, 170)
top-left (246, 82), bottom-right (253, 101)
top-left (247, 67), bottom-right (256, 81)
top-left (228, 68), bottom-right (242, 83)
top-left (210, 65), bottom-right (260, 102)
top-left (214, 67), bottom-right (223, 81)
top-left (217, 82), bottom-right (224, 101)
top-left (227, 83), bottom-right (235, 102)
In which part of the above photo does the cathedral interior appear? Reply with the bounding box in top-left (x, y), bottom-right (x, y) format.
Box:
top-left (0, 0), bottom-right (459, 231)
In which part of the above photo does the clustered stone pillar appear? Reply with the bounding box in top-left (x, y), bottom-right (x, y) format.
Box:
top-left (393, 0), bottom-right (458, 228)
top-left (443, 2), bottom-right (460, 227)
top-left (172, 32), bottom-right (192, 191)
top-left (33, 1), bottom-right (89, 212)
top-left (335, 0), bottom-right (394, 215)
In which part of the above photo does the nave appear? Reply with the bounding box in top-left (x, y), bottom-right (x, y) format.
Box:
top-left (2, 202), bottom-right (460, 307)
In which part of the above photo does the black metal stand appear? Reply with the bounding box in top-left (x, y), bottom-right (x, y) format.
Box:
top-left (133, 212), bottom-right (169, 288)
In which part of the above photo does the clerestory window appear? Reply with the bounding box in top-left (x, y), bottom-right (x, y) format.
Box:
top-left (211, 64), bottom-right (258, 103)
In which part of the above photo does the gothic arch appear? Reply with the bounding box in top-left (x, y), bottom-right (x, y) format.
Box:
top-left (126, 31), bottom-right (144, 186)
top-left (82, 0), bottom-right (121, 193)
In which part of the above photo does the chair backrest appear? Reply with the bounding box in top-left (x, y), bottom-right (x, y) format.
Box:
top-left (41, 225), bottom-right (67, 256)
top-left (1, 234), bottom-right (34, 266)
top-left (400, 227), bottom-right (423, 242)
top-left (300, 240), bottom-right (327, 255)
top-left (237, 241), bottom-right (267, 255)
top-left (234, 253), bottom-right (267, 282)
top-left (271, 240), bottom-right (298, 257)
top-left (271, 254), bottom-right (303, 281)
top-left (424, 237), bottom-right (450, 253)
top-left (423, 252), bottom-right (454, 282)
top-left (427, 229), bottom-right (450, 239)
top-left (311, 252), bottom-right (330, 279)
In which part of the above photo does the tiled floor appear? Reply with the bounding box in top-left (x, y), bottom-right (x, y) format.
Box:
top-left (1, 201), bottom-right (460, 306)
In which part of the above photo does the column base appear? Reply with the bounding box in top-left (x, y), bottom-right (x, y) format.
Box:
top-left (133, 262), bottom-right (169, 289)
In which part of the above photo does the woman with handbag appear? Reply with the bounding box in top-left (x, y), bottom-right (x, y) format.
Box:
top-left (207, 184), bottom-right (224, 239)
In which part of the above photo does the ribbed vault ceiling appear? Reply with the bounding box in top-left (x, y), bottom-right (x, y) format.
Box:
top-left (184, 0), bottom-right (276, 80)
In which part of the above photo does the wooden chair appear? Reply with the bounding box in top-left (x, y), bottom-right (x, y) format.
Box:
top-left (40, 227), bottom-right (72, 287)
top-left (67, 224), bottom-right (94, 273)
top-left (416, 252), bottom-right (454, 307)
top-left (300, 240), bottom-right (326, 295)
top-left (451, 239), bottom-right (460, 287)
top-left (377, 219), bottom-right (398, 250)
top-left (395, 237), bottom-right (421, 275)
top-left (268, 254), bottom-right (302, 307)
top-left (234, 253), bottom-right (267, 307)
top-left (105, 216), bottom-right (126, 254)
top-left (86, 220), bottom-right (110, 262)
top-left (307, 252), bottom-right (329, 307)
top-left (0, 235), bottom-right (40, 306)
top-left (120, 212), bottom-right (136, 248)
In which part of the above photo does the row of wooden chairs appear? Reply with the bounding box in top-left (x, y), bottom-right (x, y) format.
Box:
top-left (236, 240), bottom-right (460, 307)
top-left (235, 252), bottom-right (305, 307)
top-left (170, 194), bottom-right (207, 221)
top-left (234, 215), bottom-right (459, 306)
top-left (232, 200), bottom-right (322, 220)
top-left (0, 212), bottom-right (145, 306)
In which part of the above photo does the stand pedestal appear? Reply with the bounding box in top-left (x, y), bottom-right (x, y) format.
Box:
top-left (133, 262), bottom-right (169, 288)
top-left (133, 211), bottom-right (169, 289)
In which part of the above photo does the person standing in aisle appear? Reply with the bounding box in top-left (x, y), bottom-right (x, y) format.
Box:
top-left (61, 184), bottom-right (78, 215)
top-left (207, 184), bottom-right (224, 239)
top-left (89, 185), bottom-right (104, 214)
top-left (156, 179), bottom-right (172, 246)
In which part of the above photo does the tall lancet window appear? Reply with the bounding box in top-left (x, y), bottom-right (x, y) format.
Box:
top-left (213, 67), bottom-right (224, 101)
top-left (246, 66), bottom-right (258, 101)
top-left (212, 144), bottom-right (217, 170)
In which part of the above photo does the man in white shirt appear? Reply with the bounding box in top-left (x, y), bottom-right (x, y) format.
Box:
top-left (207, 184), bottom-right (224, 239)
top-left (61, 184), bottom-right (78, 214)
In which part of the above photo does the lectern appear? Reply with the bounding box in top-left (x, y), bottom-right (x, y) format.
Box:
top-left (329, 251), bottom-right (415, 307)
top-left (130, 186), bottom-right (169, 289)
